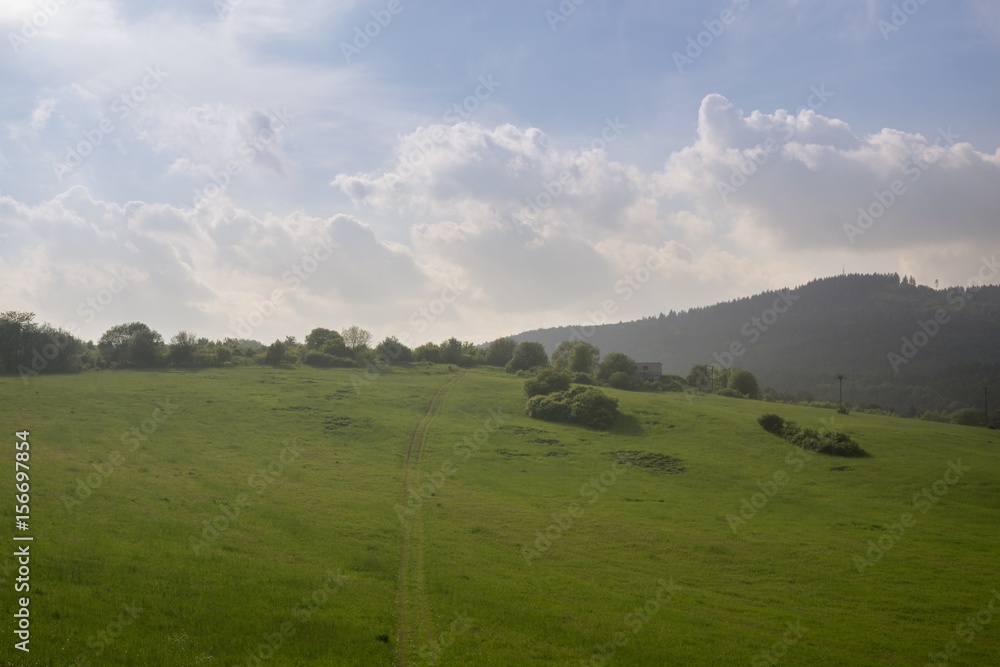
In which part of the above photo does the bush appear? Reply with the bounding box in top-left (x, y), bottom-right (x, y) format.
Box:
top-left (525, 394), bottom-right (572, 423)
top-left (758, 414), bottom-right (785, 435)
top-left (304, 351), bottom-right (356, 368)
top-left (607, 370), bottom-right (635, 390)
top-left (950, 408), bottom-right (984, 427)
top-left (717, 387), bottom-right (744, 399)
top-left (525, 386), bottom-right (619, 430)
top-left (759, 414), bottom-right (869, 457)
top-left (573, 372), bottom-right (595, 385)
top-left (728, 368), bottom-right (760, 399)
top-left (524, 368), bottom-right (573, 398)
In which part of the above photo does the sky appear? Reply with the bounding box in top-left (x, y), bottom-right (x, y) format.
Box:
top-left (2, 0), bottom-right (999, 347)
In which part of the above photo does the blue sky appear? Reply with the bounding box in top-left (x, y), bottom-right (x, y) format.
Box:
top-left (2, 0), bottom-right (999, 345)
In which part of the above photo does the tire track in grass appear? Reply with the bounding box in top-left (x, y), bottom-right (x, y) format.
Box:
top-left (395, 371), bottom-right (464, 666)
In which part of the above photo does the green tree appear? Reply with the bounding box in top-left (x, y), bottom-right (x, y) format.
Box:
top-left (552, 340), bottom-right (600, 374)
top-left (506, 342), bottom-right (549, 372)
top-left (99, 322), bottom-right (164, 367)
top-left (168, 331), bottom-right (198, 367)
top-left (306, 327), bottom-right (341, 349)
top-left (341, 325), bottom-right (372, 354)
top-left (485, 337), bottom-right (517, 367)
top-left (686, 364), bottom-right (712, 390)
top-left (414, 343), bottom-right (441, 363)
top-left (439, 337), bottom-right (464, 365)
top-left (729, 368), bottom-right (760, 399)
top-left (375, 336), bottom-right (413, 363)
top-left (597, 352), bottom-right (636, 383)
top-left (264, 340), bottom-right (286, 365)
top-left (524, 368), bottom-right (572, 398)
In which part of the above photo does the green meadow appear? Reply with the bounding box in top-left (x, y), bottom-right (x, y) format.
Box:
top-left (2, 365), bottom-right (998, 665)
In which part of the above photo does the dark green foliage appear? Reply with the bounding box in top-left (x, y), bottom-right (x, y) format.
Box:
top-left (950, 408), bottom-right (984, 427)
top-left (507, 342), bottom-right (549, 372)
top-left (759, 414), bottom-right (869, 457)
top-left (551, 340), bottom-right (600, 374)
top-left (658, 375), bottom-right (687, 392)
top-left (375, 336), bottom-right (413, 363)
top-left (523, 368), bottom-right (572, 398)
top-left (597, 352), bottom-right (636, 383)
top-left (686, 365), bottom-right (712, 391)
top-left (98, 322), bottom-right (164, 368)
top-left (757, 413), bottom-right (785, 434)
top-left (304, 351), bottom-right (356, 368)
top-left (728, 368), bottom-right (760, 399)
top-left (264, 340), bottom-right (287, 365)
top-left (413, 343), bottom-right (440, 363)
top-left (717, 387), bottom-right (744, 399)
top-left (573, 372), bottom-right (595, 385)
top-left (509, 274), bottom-right (1000, 414)
top-left (607, 370), bottom-right (635, 390)
top-left (484, 337), bottom-right (517, 367)
top-left (525, 386), bottom-right (619, 429)
top-left (0, 311), bottom-right (82, 375)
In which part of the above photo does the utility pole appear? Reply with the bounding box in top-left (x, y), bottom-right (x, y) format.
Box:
top-left (985, 386), bottom-right (990, 428)
top-left (836, 374), bottom-right (846, 410)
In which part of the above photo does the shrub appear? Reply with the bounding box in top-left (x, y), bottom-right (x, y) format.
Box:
top-left (524, 368), bottom-right (572, 398)
top-left (525, 394), bottom-right (572, 423)
top-left (573, 372), bottom-right (595, 385)
top-left (607, 370), bottom-right (635, 390)
top-left (717, 387), bottom-right (744, 399)
top-left (758, 414), bottom-right (785, 435)
top-left (759, 414), bottom-right (869, 457)
top-left (304, 351), bottom-right (356, 368)
top-left (525, 386), bottom-right (619, 430)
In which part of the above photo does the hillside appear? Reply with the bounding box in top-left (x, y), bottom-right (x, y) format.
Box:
top-left (511, 273), bottom-right (1000, 414)
top-left (3, 366), bottom-right (999, 665)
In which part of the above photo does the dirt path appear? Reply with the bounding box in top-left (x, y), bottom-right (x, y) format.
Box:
top-left (395, 372), bottom-right (463, 666)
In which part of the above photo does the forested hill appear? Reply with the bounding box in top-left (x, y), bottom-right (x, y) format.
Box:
top-left (512, 273), bottom-right (1000, 414)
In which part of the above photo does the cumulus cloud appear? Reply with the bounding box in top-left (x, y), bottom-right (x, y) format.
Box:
top-left (0, 187), bottom-right (436, 343)
top-left (657, 94), bottom-right (1000, 252)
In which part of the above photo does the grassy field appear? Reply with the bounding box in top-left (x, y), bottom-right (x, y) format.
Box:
top-left (1, 364), bottom-right (999, 665)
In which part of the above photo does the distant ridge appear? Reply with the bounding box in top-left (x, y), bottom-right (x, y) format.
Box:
top-left (511, 273), bottom-right (1000, 413)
